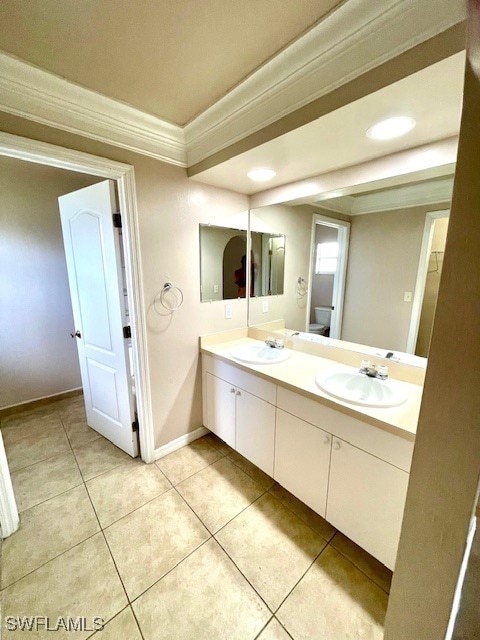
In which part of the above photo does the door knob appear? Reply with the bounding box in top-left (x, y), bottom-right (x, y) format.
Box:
top-left (70, 330), bottom-right (81, 338)
top-left (333, 440), bottom-right (341, 450)
top-left (323, 435), bottom-right (330, 445)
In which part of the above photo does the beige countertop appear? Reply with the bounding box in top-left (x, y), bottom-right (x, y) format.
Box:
top-left (201, 336), bottom-right (422, 441)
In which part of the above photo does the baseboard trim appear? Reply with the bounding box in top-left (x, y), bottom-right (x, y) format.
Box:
top-left (154, 426), bottom-right (209, 461)
top-left (0, 388), bottom-right (83, 419)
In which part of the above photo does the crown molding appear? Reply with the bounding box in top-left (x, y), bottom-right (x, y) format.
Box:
top-left (0, 0), bottom-right (465, 170)
top-left (0, 52), bottom-right (187, 166)
top-left (185, 0), bottom-right (465, 166)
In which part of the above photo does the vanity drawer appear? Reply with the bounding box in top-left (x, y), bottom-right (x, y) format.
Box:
top-left (277, 386), bottom-right (414, 472)
top-left (202, 354), bottom-right (276, 404)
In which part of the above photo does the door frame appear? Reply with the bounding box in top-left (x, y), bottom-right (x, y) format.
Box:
top-left (0, 131), bottom-right (155, 465)
top-left (306, 214), bottom-right (350, 338)
top-left (405, 209), bottom-right (450, 354)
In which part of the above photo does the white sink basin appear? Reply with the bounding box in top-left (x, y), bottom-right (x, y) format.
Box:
top-left (230, 343), bottom-right (291, 365)
top-left (315, 370), bottom-right (407, 408)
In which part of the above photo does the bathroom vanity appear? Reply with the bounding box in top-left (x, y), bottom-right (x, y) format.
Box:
top-left (201, 332), bottom-right (422, 570)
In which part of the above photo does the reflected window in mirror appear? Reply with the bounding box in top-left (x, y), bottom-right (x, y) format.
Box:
top-left (199, 224), bottom-right (248, 302)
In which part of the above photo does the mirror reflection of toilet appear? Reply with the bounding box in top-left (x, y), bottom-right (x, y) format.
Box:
top-left (309, 306), bottom-right (331, 336)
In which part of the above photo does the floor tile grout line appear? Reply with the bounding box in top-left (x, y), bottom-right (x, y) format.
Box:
top-left (8, 448), bottom-right (80, 477)
top-left (272, 537), bottom-right (330, 616)
top-left (14, 478), bottom-right (86, 517)
top-left (94, 481), bottom-right (174, 531)
top-left (0, 530), bottom-right (101, 593)
top-left (129, 605), bottom-right (146, 640)
top-left (84, 605), bottom-right (144, 640)
top-left (272, 615), bottom-right (296, 640)
top-left (128, 536), bottom-right (214, 606)
top-left (252, 616), bottom-right (275, 640)
top-left (266, 488), bottom-right (336, 544)
top-left (325, 539), bottom-right (391, 595)
top-left (155, 450), bottom-right (227, 487)
top-left (99, 528), bottom-right (132, 607)
top-left (266, 486), bottom-right (337, 544)
top-left (211, 487), bottom-right (271, 538)
top-left (212, 534), bottom-right (275, 615)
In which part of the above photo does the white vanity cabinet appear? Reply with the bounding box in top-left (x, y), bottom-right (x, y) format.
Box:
top-left (327, 437), bottom-right (409, 569)
top-left (202, 354), bottom-right (276, 476)
top-left (276, 386), bottom-right (413, 570)
top-left (275, 409), bottom-right (331, 517)
top-left (202, 350), bottom-right (415, 570)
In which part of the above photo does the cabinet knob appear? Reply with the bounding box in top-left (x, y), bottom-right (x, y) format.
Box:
top-left (236, 390), bottom-right (241, 396)
top-left (230, 387), bottom-right (235, 393)
top-left (333, 440), bottom-right (341, 450)
top-left (323, 435), bottom-right (330, 445)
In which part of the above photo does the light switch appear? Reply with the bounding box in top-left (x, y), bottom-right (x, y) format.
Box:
top-left (225, 304), bottom-right (233, 319)
top-left (262, 300), bottom-right (269, 313)
top-left (404, 291), bottom-right (412, 302)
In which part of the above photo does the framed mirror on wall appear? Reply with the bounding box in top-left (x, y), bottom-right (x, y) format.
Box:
top-left (247, 167), bottom-right (454, 359)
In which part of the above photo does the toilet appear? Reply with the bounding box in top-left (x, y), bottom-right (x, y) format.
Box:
top-left (309, 306), bottom-right (332, 336)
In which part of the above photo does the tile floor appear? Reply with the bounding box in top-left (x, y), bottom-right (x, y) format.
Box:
top-left (1, 396), bottom-right (392, 639)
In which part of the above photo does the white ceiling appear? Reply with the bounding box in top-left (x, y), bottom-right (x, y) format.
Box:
top-left (191, 52), bottom-right (465, 195)
top-left (0, 0), bottom-right (341, 125)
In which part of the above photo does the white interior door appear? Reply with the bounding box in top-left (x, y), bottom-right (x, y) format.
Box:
top-left (59, 180), bottom-right (138, 457)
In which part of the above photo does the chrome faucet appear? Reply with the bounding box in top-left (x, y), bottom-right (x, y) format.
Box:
top-left (265, 336), bottom-right (285, 350)
top-left (359, 360), bottom-right (388, 380)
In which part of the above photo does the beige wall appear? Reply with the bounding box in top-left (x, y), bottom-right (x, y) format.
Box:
top-left (249, 203), bottom-right (312, 330)
top-left (0, 112), bottom-right (249, 448)
top-left (0, 156), bottom-right (102, 408)
top-left (341, 205), bottom-right (448, 352)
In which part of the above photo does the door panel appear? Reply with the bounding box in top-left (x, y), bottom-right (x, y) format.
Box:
top-left (236, 389), bottom-right (275, 476)
top-left (59, 180), bottom-right (137, 457)
top-left (275, 409), bottom-right (331, 517)
top-left (327, 438), bottom-right (409, 569)
top-left (205, 373), bottom-right (236, 448)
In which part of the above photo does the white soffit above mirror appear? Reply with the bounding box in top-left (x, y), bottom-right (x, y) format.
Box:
top-left (191, 52), bottom-right (465, 194)
top-left (313, 177), bottom-right (455, 216)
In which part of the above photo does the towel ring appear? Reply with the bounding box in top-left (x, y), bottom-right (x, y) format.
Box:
top-left (157, 282), bottom-right (184, 312)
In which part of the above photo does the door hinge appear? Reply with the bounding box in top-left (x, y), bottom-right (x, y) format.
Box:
top-left (132, 420), bottom-right (139, 432)
top-left (123, 325), bottom-right (131, 339)
top-left (113, 213), bottom-right (122, 228)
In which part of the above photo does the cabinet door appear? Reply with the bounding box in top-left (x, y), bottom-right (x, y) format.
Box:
top-left (236, 389), bottom-right (275, 476)
top-left (205, 373), bottom-right (236, 448)
top-left (275, 409), bottom-right (331, 517)
top-left (327, 438), bottom-right (409, 569)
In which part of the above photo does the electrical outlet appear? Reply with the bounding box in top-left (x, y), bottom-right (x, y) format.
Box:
top-left (262, 300), bottom-right (269, 313)
top-left (213, 284), bottom-right (219, 293)
top-left (404, 291), bottom-right (412, 302)
top-left (225, 304), bottom-right (233, 319)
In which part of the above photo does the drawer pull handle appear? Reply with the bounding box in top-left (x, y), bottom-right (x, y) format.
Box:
top-left (333, 440), bottom-right (341, 450)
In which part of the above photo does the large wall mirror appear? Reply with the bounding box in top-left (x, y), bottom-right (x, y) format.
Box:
top-left (248, 167), bottom-right (454, 359)
top-left (199, 224), bottom-right (248, 301)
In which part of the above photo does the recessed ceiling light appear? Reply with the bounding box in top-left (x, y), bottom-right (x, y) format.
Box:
top-left (247, 168), bottom-right (277, 182)
top-left (366, 116), bottom-right (416, 141)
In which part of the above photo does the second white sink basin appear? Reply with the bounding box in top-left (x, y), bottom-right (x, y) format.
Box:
top-left (315, 370), bottom-right (407, 408)
top-left (230, 343), bottom-right (291, 365)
